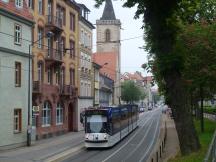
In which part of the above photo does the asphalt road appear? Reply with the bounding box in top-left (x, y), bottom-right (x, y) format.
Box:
top-left (62, 108), bottom-right (162, 162)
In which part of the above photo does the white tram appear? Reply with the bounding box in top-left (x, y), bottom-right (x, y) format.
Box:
top-left (82, 105), bottom-right (139, 148)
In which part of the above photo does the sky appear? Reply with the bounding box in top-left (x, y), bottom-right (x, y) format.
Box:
top-left (75, 0), bottom-right (148, 75)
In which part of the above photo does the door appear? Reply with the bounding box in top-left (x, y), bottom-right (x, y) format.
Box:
top-left (68, 103), bottom-right (74, 131)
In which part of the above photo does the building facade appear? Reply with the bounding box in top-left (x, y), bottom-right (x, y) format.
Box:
top-left (92, 62), bottom-right (101, 106)
top-left (0, 0), bottom-right (34, 149)
top-left (96, 0), bottom-right (121, 105)
top-left (28, 0), bottom-right (80, 139)
top-left (77, 3), bottom-right (94, 131)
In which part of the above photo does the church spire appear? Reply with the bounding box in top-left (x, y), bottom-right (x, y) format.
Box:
top-left (100, 0), bottom-right (116, 20)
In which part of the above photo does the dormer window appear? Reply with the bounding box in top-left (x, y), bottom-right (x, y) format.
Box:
top-left (15, 0), bottom-right (23, 8)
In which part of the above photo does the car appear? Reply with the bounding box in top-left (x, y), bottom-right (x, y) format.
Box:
top-left (139, 107), bottom-right (145, 112)
top-left (148, 106), bottom-right (153, 111)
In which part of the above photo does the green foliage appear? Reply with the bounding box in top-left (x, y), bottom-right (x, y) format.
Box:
top-left (177, 22), bottom-right (216, 99)
top-left (169, 118), bottom-right (216, 162)
top-left (204, 106), bottom-right (216, 114)
top-left (121, 81), bottom-right (143, 103)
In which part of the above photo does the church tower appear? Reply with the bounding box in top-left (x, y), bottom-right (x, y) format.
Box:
top-left (96, 0), bottom-right (121, 105)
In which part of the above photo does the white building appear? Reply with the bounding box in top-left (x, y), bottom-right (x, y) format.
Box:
top-left (77, 4), bottom-right (95, 131)
top-left (0, 0), bottom-right (34, 149)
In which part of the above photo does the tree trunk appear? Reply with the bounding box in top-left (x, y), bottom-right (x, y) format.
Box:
top-left (200, 85), bottom-right (204, 132)
top-left (165, 72), bottom-right (200, 155)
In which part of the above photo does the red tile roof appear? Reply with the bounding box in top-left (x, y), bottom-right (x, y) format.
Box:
top-left (92, 52), bottom-right (117, 81)
top-left (0, 1), bottom-right (33, 23)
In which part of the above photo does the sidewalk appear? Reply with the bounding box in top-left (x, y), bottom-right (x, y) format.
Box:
top-left (0, 131), bottom-right (85, 162)
top-left (161, 116), bottom-right (180, 162)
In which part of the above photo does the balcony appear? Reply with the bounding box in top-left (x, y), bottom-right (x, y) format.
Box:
top-left (45, 49), bottom-right (63, 68)
top-left (45, 15), bottom-right (63, 38)
top-left (60, 85), bottom-right (77, 97)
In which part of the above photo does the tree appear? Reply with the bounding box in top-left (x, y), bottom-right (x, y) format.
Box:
top-left (176, 22), bottom-right (216, 132)
top-left (121, 81), bottom-right (143, 104)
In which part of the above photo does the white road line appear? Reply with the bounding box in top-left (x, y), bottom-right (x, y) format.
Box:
top-left (139, 113), bottom-right (161, 162)
top-left (102, 112), bottom-right (154, 162)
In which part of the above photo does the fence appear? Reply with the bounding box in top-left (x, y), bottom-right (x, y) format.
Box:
top-left (204, 130), bottom-right (216, 162)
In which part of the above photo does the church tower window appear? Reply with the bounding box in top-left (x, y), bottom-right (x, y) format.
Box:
top-left (105, 29), bottom-right (110, 42)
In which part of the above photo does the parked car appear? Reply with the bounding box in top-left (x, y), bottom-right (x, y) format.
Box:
top-left (148, 106), bottom-right (153, 111)
top-left (139, 107), bottom-right (145, 112)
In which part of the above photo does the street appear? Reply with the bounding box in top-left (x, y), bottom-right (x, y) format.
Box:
top-left (62, 108), bottom-right (162, 162)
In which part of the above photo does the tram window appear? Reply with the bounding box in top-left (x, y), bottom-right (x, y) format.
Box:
top-left (86, 115), bottom-right (107, 133)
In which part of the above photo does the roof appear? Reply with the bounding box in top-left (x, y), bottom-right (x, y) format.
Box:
top-left (0, 1), bottom-right (34, 24)
top-left (123, 72), bottom-right (153, 83)
top-left (143, 76), bottom-right (153, 82)
top-left (92, 52), bottom-right (117, 81)
top-left (100, 0), bottom-right (116, 20)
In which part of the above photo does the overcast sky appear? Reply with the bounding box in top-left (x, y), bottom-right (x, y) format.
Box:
top-left (76, 0), bottom-right (148, 75)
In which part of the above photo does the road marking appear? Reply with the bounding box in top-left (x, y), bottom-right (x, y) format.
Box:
top-left (102, 112), bottom-right (154, 162)
top-left (139, 113), bottom-right (161, 162)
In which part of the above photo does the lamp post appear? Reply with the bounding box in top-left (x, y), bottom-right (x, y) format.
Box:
top-left (27, 31), bottom-right (54, 146)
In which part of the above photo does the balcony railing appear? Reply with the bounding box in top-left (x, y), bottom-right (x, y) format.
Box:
top-left (46, 48), bottom-right (63, 62)
top-left (46, 15), bottom-right (63, 29)
top-left (60, 85), bottom-right (77, 96)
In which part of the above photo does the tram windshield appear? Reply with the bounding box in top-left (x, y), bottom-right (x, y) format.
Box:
top-left (86, 115), bottom-right (107, 133)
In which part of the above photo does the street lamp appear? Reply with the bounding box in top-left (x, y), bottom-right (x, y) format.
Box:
top-left (27, 31), bottom-right (54, 146)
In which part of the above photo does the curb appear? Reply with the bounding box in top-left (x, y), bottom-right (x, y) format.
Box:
top-left (44, 144), bottom-right (85, 162)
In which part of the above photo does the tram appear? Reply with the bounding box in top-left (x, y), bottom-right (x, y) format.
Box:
top-left (83, 105), bottom-right (139, 148)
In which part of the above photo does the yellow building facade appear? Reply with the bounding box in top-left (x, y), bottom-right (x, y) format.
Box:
top-left (28, 0), bottom-right (80, 139)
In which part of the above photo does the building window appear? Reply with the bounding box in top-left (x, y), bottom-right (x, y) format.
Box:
top-left (81, 30), bottom-right (84, 45)
top-left (81, 82), bottom-right (83, 96)
top-left (84, 33), bottom-right (87, 47)
top-left (47, 37), bottom-right (52, 57)
top-left (14, 109), bottom-right (22, 133)
top-left (105, 29), bottom-right (110, 42)
top-left (38, 27), bottom-right (43, 48)
top-left (15, 62), bottom-right (21, 87)
top-left (38, 0), bottom-right (43, 15)
top-left (42, 101), bottom-right (51, 126)
top-left (60, 68), bottom-right (65, 85)
top-left (15, 0), bottom-right (23, 8)
top-left (70, 13), bottom-right (75, 31)
top-left (69, 40), bottom-right (75, 58)
top-left (14, 24), bottom-right (21, 45)
top-left (38, 62), bottom-right (43, 82)
top-left (60, 37), bottom-right (65, 57)
top-left (28, 0), bottom-right (33, 9)
top-left (70, 68), bottom-right (75, 85)
top-left (88, 35), bottom-right (91, 48)
top-left (56, 5), bottom-right (65, 27)
top-left (47, 68), bottom-right (52, 84)
top-left (55, 68), bottom-right (60, 85)
top-left (47, 0), bottom-right (52, 16)
top-left (56, 103), bottom-right (63, 125)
